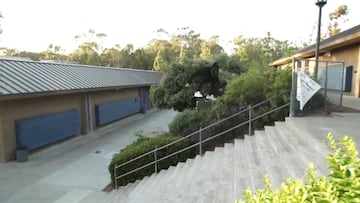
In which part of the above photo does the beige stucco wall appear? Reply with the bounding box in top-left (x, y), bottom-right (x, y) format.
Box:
top-left (0, 94), bottom-right (83, 162)
top-left (323, 44), bottom-right (360, 97)
top-left (0, 87), bottom-right (142, 162)
top-left (89, 88), bottom-right (140, 128)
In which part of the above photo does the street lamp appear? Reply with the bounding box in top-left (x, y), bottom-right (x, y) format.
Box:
top-left (314, 0), bottom-right (327, 79)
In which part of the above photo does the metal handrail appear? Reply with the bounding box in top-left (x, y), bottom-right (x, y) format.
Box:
top-left (114, 103), bottom-right (290, 184)
top-left (113, 91), bottom-right (288, 171)
top-left (114, 91), bottom-right (290, 189)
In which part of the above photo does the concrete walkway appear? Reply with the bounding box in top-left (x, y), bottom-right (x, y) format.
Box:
top-left (326, 90), bottom-right (360, 111)
top-left (0, 109), bottom-right (178, 203)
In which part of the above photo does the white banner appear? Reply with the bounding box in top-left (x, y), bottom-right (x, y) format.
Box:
top-left (296, 70), bottom-right (322, 110)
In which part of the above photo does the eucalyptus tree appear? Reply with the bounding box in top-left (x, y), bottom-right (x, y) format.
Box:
top-left (327, 5), bottom-right (349, 37)
top-left (69, 29), bottom-right (106, 65)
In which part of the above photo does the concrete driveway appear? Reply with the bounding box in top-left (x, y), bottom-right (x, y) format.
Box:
top-left (0, 109), bottom-right (178, 203)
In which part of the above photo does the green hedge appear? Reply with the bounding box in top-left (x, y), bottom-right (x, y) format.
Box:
top-left (108, 135), bottom-right (194, 187)
top-left (169, 99), bottom-right (248, 154)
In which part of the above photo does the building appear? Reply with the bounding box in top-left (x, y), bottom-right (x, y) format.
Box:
top-left (271, 24), bottom-right (360, 97)
top-left (0, 58), bottom-right (162, 162)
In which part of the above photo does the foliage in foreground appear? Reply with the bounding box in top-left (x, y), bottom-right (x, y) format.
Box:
top-left (237, 134), bottom-right (360, 203)
top-left (108, 135), bottom-right (194, 187)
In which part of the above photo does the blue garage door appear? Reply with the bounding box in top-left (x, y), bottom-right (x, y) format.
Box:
top-left (15, 109), bottom-right (81, 150)
top-left (95, 97), bottom-right (141, 126)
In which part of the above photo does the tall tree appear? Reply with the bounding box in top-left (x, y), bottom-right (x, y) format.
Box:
top-left (74, 29), bottom-right (107, 54)
top-left (100, 46), bottom-right (121, 67)
top-left (233, 33), bottom-right (297, 70)
top-left (69, 29), bottom-right (107, 65)
top-left (327, 5), bottom-right (349, 37)
top-left (170, 27), bottom-right (203, 60)
top-left (40, 44), bottom-right (67, 61)
top-left (146, 39), bottom-right (178, 67)
top-left (200, 36), bottom-right (224, 59)
top-left (130, 48), bottom-right (153, 70)
top-left (153, 50), bottom-right (167, 71)
top-left (0, 47), bottom-right (18, 56)
top-left (0, 47), bottom-right (42, 61)
top-left (68, 43), bottom-right (101, 65)
top-left (117, 44), bottom-right (134, 68)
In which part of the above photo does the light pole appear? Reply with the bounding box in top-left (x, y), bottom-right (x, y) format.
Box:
top-left (314, 0), bottom-right (327, 79)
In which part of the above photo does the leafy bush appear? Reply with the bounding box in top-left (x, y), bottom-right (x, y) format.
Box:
top-left (237, 134), bottom-right (360, 202)
top-left (108, 135), bottom-right (194, 187)
top-left (224, 69), bottom-right (271, 106)
top-left (169, 97), bottom-right (248, 153)
top-left (169, 109), bottom-right (209, 137)
top-left (223, 68), bottom-right (291, 129)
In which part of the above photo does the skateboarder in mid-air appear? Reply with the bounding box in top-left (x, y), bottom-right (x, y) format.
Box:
top-left (185, 62), bottom-right (220, 100)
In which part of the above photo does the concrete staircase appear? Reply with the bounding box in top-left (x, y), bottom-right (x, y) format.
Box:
top-left (104, 117), bottom-right (334, 203)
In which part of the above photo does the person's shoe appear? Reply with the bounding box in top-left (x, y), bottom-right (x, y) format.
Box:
top-left (194, 91), bottom-right (203, 97)
top-left (206, 94), bottom-right (216, 100)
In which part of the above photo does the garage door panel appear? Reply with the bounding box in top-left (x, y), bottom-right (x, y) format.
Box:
top-left (15, 109), bottom-right (81, 150)
top-left (95, 97), bottom-right (141, 126)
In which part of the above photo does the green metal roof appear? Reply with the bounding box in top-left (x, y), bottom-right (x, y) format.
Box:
top-left (0, 59), bottom-right (162, 96)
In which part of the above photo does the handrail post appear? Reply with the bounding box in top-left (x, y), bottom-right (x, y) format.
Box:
top-left (114, 165), bottom-right (118, 189)
top-left (248, 105), bottom-right (252, 136)
top-left (199, 127), bottom-right (202, 156)
top-left (154, 145), bottom-right (158, 173)
top-left (290, 57), bottom-right (297, 117)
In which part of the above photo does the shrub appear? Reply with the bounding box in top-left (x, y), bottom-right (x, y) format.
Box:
top-left (169, 109), bottom-right (208, 138)
top-left (169, 98), bottom-right (248, 153)
top-left (108, 135), bottom-right (194, 187)
top-left (237, 134), bottom-right (360, 202)
top-left (224, 68), bottom-right (292, 130)
top-left (224, 69), bottom-right (271, 106)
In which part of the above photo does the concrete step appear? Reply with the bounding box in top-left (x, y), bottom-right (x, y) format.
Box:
top-left (273, 122), bottom-right (322, 177)
top-left (207, 144), bottom-right (233, 203)
top-left (155, 160), bottom-right (194, 202)
top-left (253, 130), bottom-right (291, 188)
top-left (182, 150), bottom-right (220, 203)
top-left (222, 143), bottom-right (236, 203)
top-left (285, 117), bottom-right (331, 153)
top-left (279, 120), bottom-right (329, 176)
top-left (127, 159), bottom-right (191, 202)
top-left (244, 134), bottom-right (266, 191)
top-left (164, 154), bottom-right (204, 202)
top-left (264, 126), bottom-right (307, 179)
top-left (108, 118), bottom-right (339, 203)
top-left (233, 138), bottom-right (253, 200)
top-left (112, 179), bottom-right (140, 202)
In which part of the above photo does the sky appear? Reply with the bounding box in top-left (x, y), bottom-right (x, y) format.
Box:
top-left (0, 0), bottom-right (359, 54)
